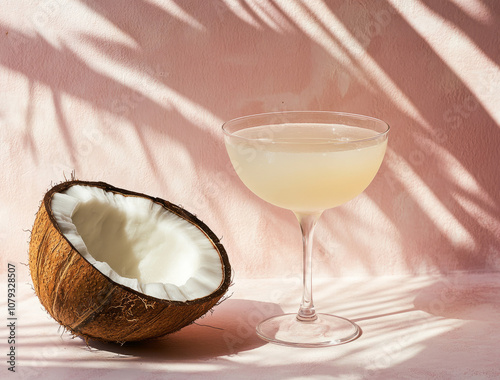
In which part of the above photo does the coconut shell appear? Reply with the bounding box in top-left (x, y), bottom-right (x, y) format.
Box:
top-left (29, 180), bottom-right (231, 343)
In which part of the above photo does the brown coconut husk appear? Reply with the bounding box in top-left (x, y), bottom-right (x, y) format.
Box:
top-left (29, 180), bottom-right (231, 343)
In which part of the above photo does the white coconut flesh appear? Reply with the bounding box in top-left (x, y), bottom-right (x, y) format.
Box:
top-left (50, 185), bottom-right (223, 302)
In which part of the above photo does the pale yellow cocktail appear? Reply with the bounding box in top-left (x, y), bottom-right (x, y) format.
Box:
top-left (226, 123), bottom-right (387, 213)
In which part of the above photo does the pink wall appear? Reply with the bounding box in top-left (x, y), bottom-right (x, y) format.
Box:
top-left (1, 1), bottom-right (499, 280)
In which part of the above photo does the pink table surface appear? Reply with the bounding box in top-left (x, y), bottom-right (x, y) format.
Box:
top-left (2, 273), bottom-right (499, 379)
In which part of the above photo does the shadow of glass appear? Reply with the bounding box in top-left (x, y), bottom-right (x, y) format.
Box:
top-left (86, 298), bottom-right (281, 360)
top-left (413, 276), bottom-right (500, 322)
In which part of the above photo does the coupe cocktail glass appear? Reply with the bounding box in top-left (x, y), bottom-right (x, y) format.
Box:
top-left (222, 111), bottom-right (389, 347)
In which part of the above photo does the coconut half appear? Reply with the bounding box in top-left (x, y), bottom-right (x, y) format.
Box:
top-left (29, 180), bottom-right (231, 343)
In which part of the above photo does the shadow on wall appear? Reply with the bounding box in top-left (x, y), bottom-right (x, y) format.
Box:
top-left (2, 0), bottom-right (499, 275)
top-left (313, 0), bottom-right (500, 274)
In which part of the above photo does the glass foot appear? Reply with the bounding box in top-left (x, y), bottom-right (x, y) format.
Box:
top-left (256, 313), bottom-right (361, 347)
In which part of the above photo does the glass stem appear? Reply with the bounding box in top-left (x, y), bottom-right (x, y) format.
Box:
top-left (295, 211), bottom-right (322, 322)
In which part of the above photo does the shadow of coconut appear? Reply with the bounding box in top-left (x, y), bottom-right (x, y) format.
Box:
top-left (87, 299), bottom-right (282, 359)
top-left (413, 276), bottom-right (500, 322)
